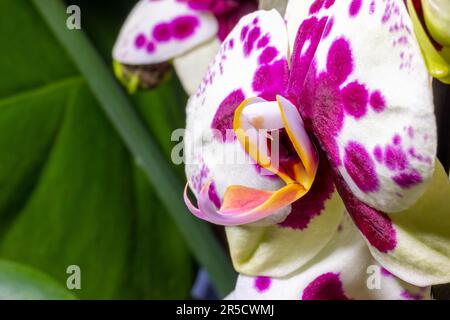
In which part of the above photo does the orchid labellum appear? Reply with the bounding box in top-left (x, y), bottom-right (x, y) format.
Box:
top-left (184, 0), bottom-right (450, 299)
top-left (112, 0), bottom-right (257, 93)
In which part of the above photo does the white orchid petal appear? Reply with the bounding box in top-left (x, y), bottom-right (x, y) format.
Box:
top-left (173, 38), bottom-right (221, 95)
top-left (113, 0), bottom-right (218, 65)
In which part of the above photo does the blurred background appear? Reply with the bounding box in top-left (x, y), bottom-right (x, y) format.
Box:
top-left (0, 0), bottom-right (238, 299)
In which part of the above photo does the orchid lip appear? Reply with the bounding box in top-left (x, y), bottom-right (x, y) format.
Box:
top-left (184, 95), bottom-right (319, 226)
top-left (235, 95), bottom-right (318, 188)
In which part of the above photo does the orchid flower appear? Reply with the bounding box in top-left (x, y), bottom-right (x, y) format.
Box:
top-left (112, 0), bottom-right (258, 94)
top-left (406, 0), bottom-right (450, 84)
top-left (183, 0), bottom-right (450, 299)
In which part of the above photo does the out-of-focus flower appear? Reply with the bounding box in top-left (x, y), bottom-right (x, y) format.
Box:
top-left (112, 0), bottom-right (258, 94)
top-left (407, 0), bottom-right (450, 83)
top-left (183, 0), bottom-right (450, 299)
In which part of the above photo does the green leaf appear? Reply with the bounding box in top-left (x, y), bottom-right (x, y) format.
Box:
top-left (0, 260), bottom-right (75, 300)
top-left (0, 1), bottom-right (78, 97)
top-left (31, 0), bottom-right (236, 296)
top-left (0, 78), bottom-right (75, 228)
top-left (0, 0), bottom-right (194, 299)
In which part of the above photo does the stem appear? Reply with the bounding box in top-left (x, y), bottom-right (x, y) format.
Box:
top-left (31, 0), bottom-right (236, 297)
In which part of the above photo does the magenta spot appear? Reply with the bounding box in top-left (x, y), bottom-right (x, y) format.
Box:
top-left (240, 25), bottom-right (249, 41)
top-left (244, 26), bottom-right (261, 56)
top-left (134, 34), bottom-right (147, 48)
top-left (258, 46), bottom-right (278, 64)
top-left (324, 0), bottom-right (336, 8)
top-left (392, 170), bottom-right (422, 189)
top-left (252, 17), bottom-right (259, 25)
top-left (146, 42), bottom-right (155, 53)
top-left (208, 181), bottom-right (221, 208)
top-left (369, 0), bottom-right (376, 14)
top-left (409, 148), bottom-right (431, 164)
top-left (254, 276), bottom-right (271, 293)
top-left (407, 126), bottom-right (414, 138)
top-left (401, 290), bottom-right (423, 300)
top-left (326, 38), bottom-right (354, 85)
top-left (184, 0), bottom-right (210, 11)
top-left (153, 23), bottom-right (172, 42)
top-left (393, 134), bottom-right (401, 145)
top-left (344, 141), bottom-right (379, 193)
top-left (280, 152), bottom-right (335, 230)
top-left (374, 146), bottom-right (383, 163)
top-left (211, 89), bottom-right (245, 142)
top-left (348, 202), bottom-right (397, 252)
top-left (229, 38), bottom-right (234, 49)
top-left (253, 59), bottom-right (289, 101)
top-left (309, 0), bottom-right (325, 14)
top-left (289, 17), bottom-right (328, 92)
top-left (171, 15), bottom-right (199, 39)
top-left (332, 168), bottom-right (397, 253)
top-left (349, 0), bottom-right (362, 17)
top-left (369, 91), bottom-right (386, 112)
top-left (190, 162), bottom-right (220, 207)
top-left (341, 81), bottom-right (369, 119)
top-left (302, 273), bottom-right (349, 300)
top-left (381, 267), bottom-right (392, 276)
top-left (323, 17), bottom-right (334, 39)
top-left (384, 145), bottom-right (408, 171)
top-left (257, 35), bottom-right (270, 49)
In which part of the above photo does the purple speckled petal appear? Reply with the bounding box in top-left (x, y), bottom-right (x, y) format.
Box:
top-left (287, 0), bottom-right (436, 213)
top-left (282, 1), bottom-right (446, 288)
top-left (113, 0), bottom-right (218, 64)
